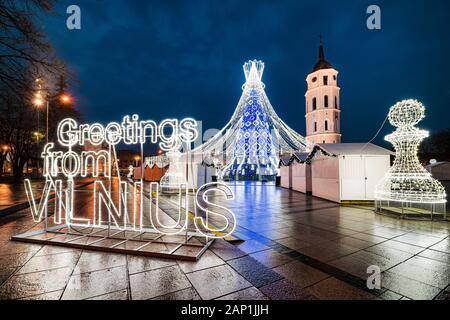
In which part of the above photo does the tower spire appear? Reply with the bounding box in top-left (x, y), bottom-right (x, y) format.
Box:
top-left (319, 34), bottom-right (325, 61)
top-left (312, 34), bottom-right (332, 72)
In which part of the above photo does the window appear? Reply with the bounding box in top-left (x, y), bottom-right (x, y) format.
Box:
top-left (323, 76), bottom-right (328, 86)
top-left (312, 97), bottom-right (317, 110)
top-left (333, 75), bottom-right (336, 80)
top-left (335, 96), bottom-right (338, 108)
top-left (312, 77), bottom-right (317, 83)
top-left (314, 122), bottom-right (317, 132)
top-left (325, 120), bottom-right (329, 131)
top-left (324, 95), bottom-right (329, 108)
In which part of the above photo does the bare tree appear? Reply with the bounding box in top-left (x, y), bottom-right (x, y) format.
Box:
top-left (0, 0), bottom-right (79, 181)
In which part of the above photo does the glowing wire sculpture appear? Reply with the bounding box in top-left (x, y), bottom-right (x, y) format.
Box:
top-left (187, 60), bottom-right (311, 180)
top-left (374, 99), bottom-right (446, 204)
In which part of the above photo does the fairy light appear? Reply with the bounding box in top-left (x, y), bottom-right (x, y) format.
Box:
top-left (374, 99), bottom-right (446, 204)
top-left (156, 60), bottom-right (311, 181)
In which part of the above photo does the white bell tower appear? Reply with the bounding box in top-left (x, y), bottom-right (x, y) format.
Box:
top-left (305, 37), bottom-right (341, 144)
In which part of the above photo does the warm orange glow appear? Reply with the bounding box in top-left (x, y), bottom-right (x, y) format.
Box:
top-left (134, 156), bottom-right (141, 161)
top-left (60, 94), bottom-right (71, 104)
top-left (33, 97), bottom-right (44, 107)
top-left (2, 145), bottom-right (8, 151)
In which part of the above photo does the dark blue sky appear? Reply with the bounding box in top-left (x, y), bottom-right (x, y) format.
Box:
top-left (41, 0), bottom-right (450, 146)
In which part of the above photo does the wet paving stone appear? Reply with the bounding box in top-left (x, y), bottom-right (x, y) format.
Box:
top-left (435, 291), bottom-right (450, 300)
top-left (394, 232), bottom-right (444, 248)
top-left (275, 237), bottom-right (311, 250)
top-left (73, 251), bottom-right (126, 274)
top-left (273, 261), bottom-right (329, 288)
top-left (187, 265), bottom-right (252, 300)
top-left (35, 245), bottom-right (81, 257)
top-left (334, 236), bottom-right (377, 250)
top-left (348, 232), bottom-right (388, 244)
top-left (17, 251), bottom-right (80, 275)
top-left (305, 277), bottom-right (378, 300)
top-left (19, 290), bottom-right (63, 300)
top-left (177, 250), bottom-right (225, 273)
top-left (364, 244), bottom-right (415, 261)
top-left (152, 287), bottom-right (201, 300)
top-left (227, 255), bottom-right (283, 288)
top-left (0, 267), bottom-right (17, 286)
top-left (127, 255), bottom-right (177, 274)
top-left (364, 226), bottom-right (409, 239)
top-left (297, 242), bottom-right (359, 262)
top-left (430, 238), bottom-right (450, 254)
top-left (369, 240), bottom-right (424, 255)
top-left (379, 290), bottom-right (403, 300)
top-left (249, 249), bottom-right (293, 268)
top-left (0, 267), bottom-right (72, 300)
top-left (418, 249), bottom-right (450, 265)
top-left (388, 256), bottom-right (450, 289)
top-left (216, 287), bottom-right (269, 300)
top-left (87, 289), bottom-right (128, 300)
top-left (210, 239), bottom-right (247, 261)
top-left (260, 279), bottom-right (315, 300)
top-left (329, 249), bottom-right (408, 280)
top-left (381, 271), bottom-right (442, 300)
top-left (0, 241), bottom-right (41, 256)
top-left (1, 183), bottom-right (450, 300)
top-left (0, 251), bottom-right (35, 269)
top-left (130, 265), bottom-right (191, 300)
top-left (62, 266), bottom-right (128, 300)
top-left (236, 239), bottom-right (270, 254)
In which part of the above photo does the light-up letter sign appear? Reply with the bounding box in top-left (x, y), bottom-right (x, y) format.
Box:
top-left (25, 115), bottom-right (236, 239)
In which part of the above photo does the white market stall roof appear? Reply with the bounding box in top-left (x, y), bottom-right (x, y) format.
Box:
top-left (279, 143), bottom-right (393, 167)
top-left (316, 143), bottom-right (394, 156)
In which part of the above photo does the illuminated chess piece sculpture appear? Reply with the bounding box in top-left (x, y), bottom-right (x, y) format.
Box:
top-left (375, 99), bottom-right (446, 206)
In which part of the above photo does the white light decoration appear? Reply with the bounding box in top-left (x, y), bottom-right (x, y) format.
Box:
top-left (374, 99), bottom-right (447, 204)
top-left (157, 60), bottom-right (312, 182)
top-left (23, 115), bottom-right (236, 239)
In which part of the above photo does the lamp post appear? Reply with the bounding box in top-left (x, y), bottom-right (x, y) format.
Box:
top-left (34, 78), bottom-right (72, 144)
top-left (1, 145), bottom-right (8, 175)
top-left (134, 156), bottom-right (141, 167)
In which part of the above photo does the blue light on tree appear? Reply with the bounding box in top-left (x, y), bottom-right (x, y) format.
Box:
top-left (230, 88), bottom-right (277, 180)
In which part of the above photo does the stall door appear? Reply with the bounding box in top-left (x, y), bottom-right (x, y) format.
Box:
top-left (340, 156), bottom-right (365, 200)
top-left (364, 156), bottom-right (390, 199)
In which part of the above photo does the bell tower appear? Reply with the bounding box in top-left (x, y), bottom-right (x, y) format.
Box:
top-left (305, 37), bottom-right (341, 144)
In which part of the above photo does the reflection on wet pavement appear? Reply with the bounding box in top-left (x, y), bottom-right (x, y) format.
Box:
top-left (0, 181), bottom-right (449, 300)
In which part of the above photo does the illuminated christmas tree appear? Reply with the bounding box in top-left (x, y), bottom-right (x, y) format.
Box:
top-left (230, 86), bottom-right (277, 180)
top-left (193, 60), bottom-right (310, 181)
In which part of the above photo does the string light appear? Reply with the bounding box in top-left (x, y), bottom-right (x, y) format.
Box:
top-left (178, 60), bottom-right (311, 180)
top-left (374, 99), bottom-right (446, 204)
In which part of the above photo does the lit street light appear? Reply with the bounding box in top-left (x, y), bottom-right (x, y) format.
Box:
top-left (33, 78), bottom-right (73, 145)
top-left (134, 155), bottom-right (141, 167)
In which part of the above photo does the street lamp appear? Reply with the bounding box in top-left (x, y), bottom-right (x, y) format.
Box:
top-left (60, 94), bottom-right (72, 104)
top-left (33, 78), bottom-right (73, 144)
top-left (134, 156), bottom-right (141, 167)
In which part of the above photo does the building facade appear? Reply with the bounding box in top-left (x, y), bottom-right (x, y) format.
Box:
top-left (305, 38), bottom-right (341, 144)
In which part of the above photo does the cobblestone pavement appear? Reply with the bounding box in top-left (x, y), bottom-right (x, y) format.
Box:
top-left (0, 182), bottom-right (449, 300)
top-left (0, 180), bottom-right (46, 211)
